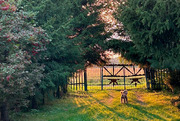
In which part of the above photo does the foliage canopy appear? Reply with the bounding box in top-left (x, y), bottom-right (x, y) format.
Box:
top-left (109, 0), bottom-right (180, 70)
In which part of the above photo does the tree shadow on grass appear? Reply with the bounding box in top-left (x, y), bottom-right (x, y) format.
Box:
top-left (127, 104), bottom-right (166, 121)
top-left (89, 95), bottom-right (140, 120)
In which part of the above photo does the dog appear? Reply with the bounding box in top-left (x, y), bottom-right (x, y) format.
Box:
top-left (121, 90), bottom-right (128, 103)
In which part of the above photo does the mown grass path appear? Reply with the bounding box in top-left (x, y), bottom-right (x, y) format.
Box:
top-left (15, 89), bottom-right (180, 121)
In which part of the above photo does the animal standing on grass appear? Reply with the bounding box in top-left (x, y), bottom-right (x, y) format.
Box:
top-left (121, 90), bottom-right (128, 103)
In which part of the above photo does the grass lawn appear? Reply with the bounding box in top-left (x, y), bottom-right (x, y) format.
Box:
top-left (14, 89), bottom-right (180, 121)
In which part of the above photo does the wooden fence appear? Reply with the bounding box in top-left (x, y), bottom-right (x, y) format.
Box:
top-left (145, 68), bottom-right (169, 90)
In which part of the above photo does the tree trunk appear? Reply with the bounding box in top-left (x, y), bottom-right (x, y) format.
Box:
top-left (62, 83), bottom-right (67, 94)
top-left (149, 69), bottom-right (155, 89)
top-left (1, 102), bottom-right (9, 121)
top-left (84, 69), bottom-right (87, 91)
top-left (31, 96), bottom-right (38, 109)
top-left (56, 86), bottom-right (60, 98)
top-left (41, 89), bottom-right (45, 105)
top-left (168, 70), bottom-right (180, 92)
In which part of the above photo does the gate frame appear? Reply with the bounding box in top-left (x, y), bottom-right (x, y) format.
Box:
top-left (100, 64), bottom-right (145, 90)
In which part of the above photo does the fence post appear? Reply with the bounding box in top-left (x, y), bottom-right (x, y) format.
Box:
top-left (70, 77), bottom-right (72, 90)
top-left (145, 68), bottom-right (150, 89)
top-left (73, 73), bottom-right (75, 90)
top-left (101, 67), bottom-right (103, 90)
top-left (84, 69), bottom-right (87, 91)
top-left (79, 71), bottom-right (80, 90)
top-left (123, 66), bottom-right (126, 89)
top-left (113, 64), bottom-right (114, 75)
top-left (81, 71), bottom-right (84, 90)
top-left (76, 73), bottom-right (77, 90)
top-left (160, 70), bottom-right (162, 89)
top-left (150, 69), bottom-right (153, 89)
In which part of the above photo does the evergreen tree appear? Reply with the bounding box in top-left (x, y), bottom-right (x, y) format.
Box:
top-left (20, 0), bottom-right (110, 100)
top-left (111, 0), bottom-right (180, 70)
top-left (108, 0), bottom-right (180, 89)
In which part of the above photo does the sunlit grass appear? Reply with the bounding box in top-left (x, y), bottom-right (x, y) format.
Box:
top-left (14, 89), bottom-right (180, 121)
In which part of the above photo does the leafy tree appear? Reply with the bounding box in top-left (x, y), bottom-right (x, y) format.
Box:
top-left (0, 1), bottom-right (49, 120)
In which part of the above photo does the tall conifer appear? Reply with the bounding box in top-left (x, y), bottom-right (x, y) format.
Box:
top-left (20, 0), bottom-right (110, 100)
